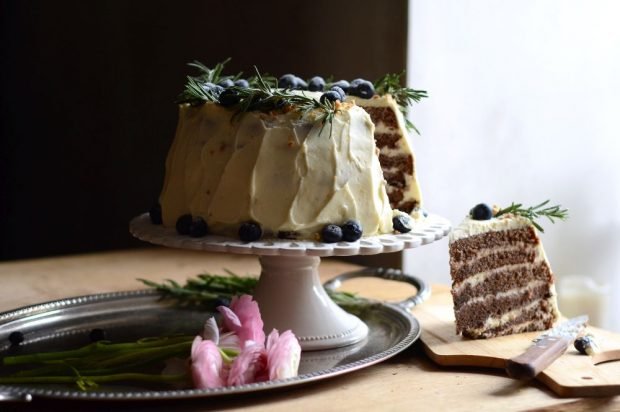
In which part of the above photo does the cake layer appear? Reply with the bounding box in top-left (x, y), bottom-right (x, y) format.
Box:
top-left (449, 227), bottom-right (539, 262)
top-left (359, 106), bottom-right (398, 130)
top-left (454, 280), bottom-right (552, 326)
top-left (460, 298), bottom-right (557, 339)
top-left (451, 262), bottom-right (553, 307)
top-left (450, 246), bottom-right (539, 284)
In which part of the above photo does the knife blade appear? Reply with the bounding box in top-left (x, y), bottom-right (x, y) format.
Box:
top-left (505, 315), bottom-right (588, 379)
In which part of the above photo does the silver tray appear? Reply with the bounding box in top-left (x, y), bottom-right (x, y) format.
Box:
top-left (0, 270), bottom-right (424, 401)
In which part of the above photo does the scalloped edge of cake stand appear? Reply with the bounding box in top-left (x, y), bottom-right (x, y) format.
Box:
top-left (129, 213), bottom-right (450, 350)
top-left (129, 213), bottom-right (450, 257)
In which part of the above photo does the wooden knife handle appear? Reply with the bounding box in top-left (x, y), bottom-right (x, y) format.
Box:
top-left (505, 336), bottom-right (572, 379)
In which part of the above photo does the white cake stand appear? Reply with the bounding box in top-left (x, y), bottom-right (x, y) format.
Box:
top-left (129, 213), bottom-right (450, 350)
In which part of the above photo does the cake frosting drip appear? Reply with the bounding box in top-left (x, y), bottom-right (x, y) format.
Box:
top-left (159, 102), bottom-right (394, 239)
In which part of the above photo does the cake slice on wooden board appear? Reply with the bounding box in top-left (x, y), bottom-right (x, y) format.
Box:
top-left (449, 201), bottom-right (568, 339)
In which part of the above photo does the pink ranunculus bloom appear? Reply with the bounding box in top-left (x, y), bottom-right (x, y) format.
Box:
top-left (265, 329), bottom-right (301, 381)
top-left (190, 336), bottom-right (226, 389)
top-left (227, 343), bottom-right (268, 386)
top-left (217, 295), bottom-right (265, 347)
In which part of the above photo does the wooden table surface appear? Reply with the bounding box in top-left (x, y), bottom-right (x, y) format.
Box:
top-left (0, 248), bottom-right (618, 412)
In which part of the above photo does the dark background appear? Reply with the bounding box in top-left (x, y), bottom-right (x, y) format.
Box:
top-left (1, 0), bottom-right (408, 261)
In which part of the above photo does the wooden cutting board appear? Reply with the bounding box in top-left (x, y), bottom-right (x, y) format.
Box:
top-left (411, 286), bottom-right (620, 397)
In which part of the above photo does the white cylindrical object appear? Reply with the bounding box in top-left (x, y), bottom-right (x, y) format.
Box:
top-left (557, 275), bottom-right (610, 328)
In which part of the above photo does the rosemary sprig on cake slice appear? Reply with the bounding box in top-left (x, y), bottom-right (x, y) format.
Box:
top-left (495, 200), bottom-right (569, 232)
top-left (373, 71), bottom-right (428, 134)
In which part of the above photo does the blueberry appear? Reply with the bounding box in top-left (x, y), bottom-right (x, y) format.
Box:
top-left (321, 224), bottom-right (343, 243)
top-left (341, 220), bottom-right (363, 242)
top-left (219, 88), bottom-right (241, 107)
top-left (189, 217), bottom-right (209, 237)
top-left (217, 78), bottom-right (235, 88)
top-left (574, 335), bottom-right (599, 355)
top-left (239, 221), bottom-right (262, 242)
top-left (202, 82), bottom-right (216, 91)
top-left (470, 203), bottom-right (493, 220)
top-left (149, 202), bottom-right (162, 225)
top-left (392, 215), bottom-right (412, 233)
top-left (278, 74), bottom-right (297, 89)
top-left (330, 86), bottom-right (346, 101)
top-left (320, 91), bottom-right (342, 104)
top-left (234, 79), bottom-right (250, 88)
top-left (331, 80), bottom-right (351, 93)
top-left (308, 76), bottom-right (326, 92)
top-left (351, 80), bottom-right (375, 99)
top-left (574, 336), bottom-right (590, 355)
top-left (89, 328), bottom-right (107, 342)
top-left (176, 214), bottom-right (193, 235)
top-left (295, 77), bottom-right (308, 90)
top-left (350, 78), bottom-right (365, 88)
top-left (9, 331), bottom-right (24, 346)
top-left (210, 85), bottom-right (224, 97)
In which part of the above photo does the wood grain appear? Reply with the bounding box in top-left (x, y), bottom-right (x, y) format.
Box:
top-left (413, 286), bottom-right (620, 397)
top-left (1, 249), bottom-right (619, 410)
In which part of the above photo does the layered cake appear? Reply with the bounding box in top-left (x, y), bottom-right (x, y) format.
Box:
top-left (449, 202), bottom-right (566, 339)
top-left (153, 61), bottom-right (427, 242)
top-left (349, 95), bottom-right (422, 213)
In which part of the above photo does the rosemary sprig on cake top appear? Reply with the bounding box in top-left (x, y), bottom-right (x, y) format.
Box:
top-left (374, 72), bottom-right (428, 134)
top-left (176, 61), bottom-right (340, 136)
top-left (495, 200), bottom-right (569, 232)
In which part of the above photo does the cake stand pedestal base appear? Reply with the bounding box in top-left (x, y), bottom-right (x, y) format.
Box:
top-left (253, 255), bottom-right (368, 351)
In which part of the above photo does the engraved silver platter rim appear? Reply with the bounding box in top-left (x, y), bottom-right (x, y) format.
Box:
top-left (0, 286), bottom-right (421, 401)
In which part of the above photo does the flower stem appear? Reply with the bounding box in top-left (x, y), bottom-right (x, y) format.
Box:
top-left (2, 335), bottom-right (193, 366)
top-left (0, 373), bottom-right (187, 386)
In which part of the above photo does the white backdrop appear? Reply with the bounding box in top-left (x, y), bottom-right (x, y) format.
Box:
top-left (405, 1), bottom-right (620, 331)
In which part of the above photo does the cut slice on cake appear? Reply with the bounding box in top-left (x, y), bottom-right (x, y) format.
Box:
top-left (449, 201), bottom-right (568, 339)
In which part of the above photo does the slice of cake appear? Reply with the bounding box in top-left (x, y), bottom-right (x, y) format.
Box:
top-left (449, 202), bottom-right (567, 339)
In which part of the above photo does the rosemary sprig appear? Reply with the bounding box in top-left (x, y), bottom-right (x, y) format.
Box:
top-left (139, 271), bottom-right (369, 310)
top-left (176, 58), bottom-right (236, 105)
top-left (374, 72), bottom-right (428, 134)
top-left (176, 62), bottom-right (340, 136)
top-left (495, 200), bottom-right (568, 232)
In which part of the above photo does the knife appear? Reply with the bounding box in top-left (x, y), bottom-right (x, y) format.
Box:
top-left (505, 315), bottom-right (588, 379)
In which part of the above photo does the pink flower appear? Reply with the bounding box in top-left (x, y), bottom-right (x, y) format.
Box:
top-left (266, 329), bottom-right (301, 380)
top-left (217, 295), bottom-right (265, 347)
top-left (227, 343), bottom-right (268, 386)
top-left (190, 336), bottom-right (226, 389)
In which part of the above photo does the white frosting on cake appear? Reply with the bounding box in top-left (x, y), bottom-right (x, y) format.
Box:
top-left (159, 102), bottom-right (395, 239)
top-left (449, 214), bottom-right (534, 242)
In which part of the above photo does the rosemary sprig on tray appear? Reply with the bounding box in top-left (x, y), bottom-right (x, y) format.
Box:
top-left (374, 72), bottom-right (428, 134)
top-left (495, 200), bottom-right (568, 232)
top-left (139, 271), bottom-right (367, 311)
